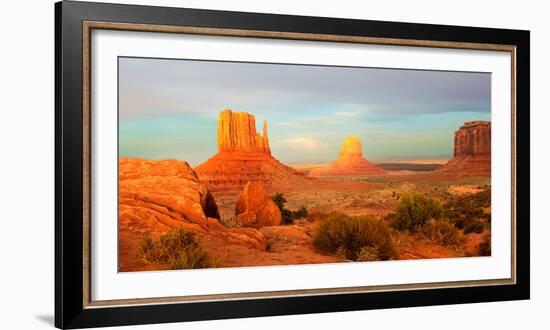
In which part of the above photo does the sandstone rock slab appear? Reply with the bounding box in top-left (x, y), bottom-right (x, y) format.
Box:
top-left (235, 181), bottom-right (282, 228)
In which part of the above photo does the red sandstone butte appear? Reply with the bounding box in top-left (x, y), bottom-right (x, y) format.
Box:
top-left (440, 121), bottom-right (491, 175)
top-left (309, 135), bottom-right (385, 176)
top-left (195, 109), bottom-right (308, 187)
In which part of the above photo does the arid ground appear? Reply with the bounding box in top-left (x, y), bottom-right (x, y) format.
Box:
top-left (119, 161), bottom-right (491, 272)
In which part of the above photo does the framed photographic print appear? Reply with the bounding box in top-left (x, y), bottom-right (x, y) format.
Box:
top-left (55, 1), bottom-right (530, 328)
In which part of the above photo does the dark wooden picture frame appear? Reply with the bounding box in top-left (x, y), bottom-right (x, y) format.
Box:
top-left (55, 1), bottom-right (530, 328)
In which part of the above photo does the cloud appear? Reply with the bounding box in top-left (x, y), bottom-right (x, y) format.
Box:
top-left (119, 57), bottom-right (491, 122)
top-left (276, 137), bottom-right (330, 151)
top-left (334, 111), bottom-right (361, 118)
top-left (275, 110), bottom-right (365, 129)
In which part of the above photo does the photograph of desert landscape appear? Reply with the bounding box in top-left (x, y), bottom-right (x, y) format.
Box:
top-left (118, 57), bottom-right (492, 272)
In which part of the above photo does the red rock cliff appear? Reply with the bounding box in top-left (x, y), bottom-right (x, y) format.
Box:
top-left (218, 109), bottom-right (270, 154)
top-left (441, 121), bottom-right (491, 175)
top-left (454, 121), bottom-right (491, 157)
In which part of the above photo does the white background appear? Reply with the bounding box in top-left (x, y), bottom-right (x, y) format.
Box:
top-left (0, 0), bottom-right (546, 329)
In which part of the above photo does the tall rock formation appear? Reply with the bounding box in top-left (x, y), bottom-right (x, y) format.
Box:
top-left (217, 110), bottom-right (271, 154)
top-left (309, 135), bottom-right (385, 176)
top-left (195, 109), bottom-right (308, 188)
top-left (440, 121), bottom-right (491, 175)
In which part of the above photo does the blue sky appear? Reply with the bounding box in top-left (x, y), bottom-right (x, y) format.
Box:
top-left (119, 57), bottom-right (490, 166)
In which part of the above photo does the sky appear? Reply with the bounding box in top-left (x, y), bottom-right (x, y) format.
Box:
top-left (119, 57), bottom-right (491, 166)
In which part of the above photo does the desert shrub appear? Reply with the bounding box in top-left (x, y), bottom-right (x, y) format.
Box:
top-left (272, 192), bottom-right (308, 225)
top-left (478, 235), bottom-right (491, 256)
top-left (389, 230), bottom-right (413, 248)
top-left (420, 219), bottom-right (463, 247)
top-left (463, 220), bottom-right (485, 234)
top-left (445, 189), bottom-right (491, 230)
top-left (292, 206), bottom-right (308, 219)
top-left (312, 212), bottom-right (397, 261)
top-left (390, 193), bottom-right (444, 233)
top-left (139, 232), bottom-right (154, 250)
top-left (356, 246), bottom-right (380, 262)
top-left (281, 209), bottom-right (293, 224)
top-left (454, 218), bottom-right (486, 234)
top-left (139, 227), bottom-right (215, 269)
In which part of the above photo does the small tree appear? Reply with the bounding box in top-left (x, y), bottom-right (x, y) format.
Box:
top-left (271, 193), bottom-right (308, 224)
top-left (272, 192), bottom-right (287, 211)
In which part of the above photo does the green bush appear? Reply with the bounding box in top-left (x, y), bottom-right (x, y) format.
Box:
top-left (139, 227), bottom-right (216, 269)
top-left (390, 193), bottom-right (444, 233)
top-left (312, 212), bottom-right (397, 261)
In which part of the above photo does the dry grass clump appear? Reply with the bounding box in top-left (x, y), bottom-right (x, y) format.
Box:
top-left (307, 210), bottom-right (326, 223)
top-left (419, 219), bottom-right (463, 247)
top-left (311, 212), bottom-right (397, 261)
top-left (139, 227), bottom-right (218, 269)
top-left (218, 216), bottom-right (242, 228)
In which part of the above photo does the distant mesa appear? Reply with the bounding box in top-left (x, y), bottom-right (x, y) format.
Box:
top-left (195, 109), bottom-right (309, 188)
top-left (309, 135), bottom-right (385, 176)
top-left (440, 121), bottom-right (491, 175)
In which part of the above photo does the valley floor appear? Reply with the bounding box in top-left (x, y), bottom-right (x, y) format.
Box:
top-left (119, 170), bottom-right (491, 271)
